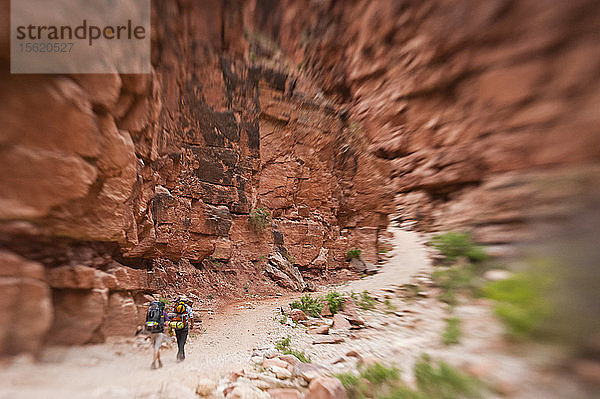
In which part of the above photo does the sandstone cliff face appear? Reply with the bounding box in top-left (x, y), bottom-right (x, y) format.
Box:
top-left (1, 0), bottom-right (598, 355)
top-left (257, 0), bottom-right (600, 246)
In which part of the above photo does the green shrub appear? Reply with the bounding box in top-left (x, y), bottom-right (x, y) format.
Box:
top-left (432, 265), bottom-right (475, 306)
top-left (325, 292), bottom-right (345, 314)
top-left (414, 355), bottom-right (483, 399)
top-left (275, 337), bottom-right (291, 351)
top-left (337, 357), bottom-right (484, 399)
top-left (290, 294), bottom-right (324, 317)
top-left (361, 363), bottom-right (401, 385)
top-left (438, 290), bottom-right (457, 306)
top-left (482, 270), bottom-right (553, 339)
top-left (335, 372), bottom-right (360, 390)
top-left (442, 317), bottom-right (461, 345)
top-left (400, 283), bottom-right (422, 298)
top-left (384, 299), bottom-right (398, 313)
top-left (357, 291), bottom-right (377, 310)
top-left (288, 349), bottom-right (311, 363)
top-left (274, 337), bottom-right (311, 363)
top-left (347, 248), bottom-right (362, 260)
top-left (430, 232), bottom-right (488, 263)
top-left (336, 363), bottom-right (400, 399)
top-left (249, 207), bottom-right (271, 232)
top-left (432, 266), bottom-right (474, 291)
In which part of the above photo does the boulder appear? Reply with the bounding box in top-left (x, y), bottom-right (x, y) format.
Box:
top-left (320, 305), bottom-right (332, 317)
top-left (307, 325), bottom-right (329, 335)
top-left (267, 253), bottom-right (307, 291)
top-left (278, 354), bottom-right (301, 368)
top-left (251, 356), bottom-right (264, 365)
top-left (293, 363), bottom-right (329, 383)
top-left (281, 304), bottom-right (292, 315)
top-left (213, 239), bottom-right (233, 260)
top-left (265, 264), bottom-right (301, 291)
top-left (264, 357), bottom-right (290, 370)
top-left (271, 365), bottom-right (293, 379)
top-left (306, 377), bottom-right (346, 399)
top-left (331, 314), bottom-right (351, 329)
top-left (264, 349), bottom-right (279, 359)
top-left (349, 258), bottom-right (366, 273)
top-left (290, 309), bottom-right (308, 322)
top-left (340, 299), bottom-right (365, 326)
top-left (364, 263), bottom-right (378, 275)
top-left (312, 336), bottom-right (345, 345)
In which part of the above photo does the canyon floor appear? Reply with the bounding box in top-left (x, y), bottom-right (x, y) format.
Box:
top-left (0, 229), bottom-right (592, 399)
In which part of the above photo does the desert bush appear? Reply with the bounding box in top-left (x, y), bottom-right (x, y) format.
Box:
top-left (336, 358), bottom-right (484, 399)
top-left (442, 317), bottom-right (461, 345)
top-left (430, 232), bottom-right (488, 263)
top-left (290, 294), bottom-right (324, 317)
top-left (275, 337), bottom-right (291, 351)
top-left (249, 207), bottom-right (271, 232)
top-left (361, 363), bottom-right (401, 386)
top-left (432, 264), bottom-right (476, 306)
top-left (336, 362), bottom-right (400, 399)
top-left (346, 248), bottom-right (362, 260)
top-left (357, 291), bottom-right (377, 310)
top-left (324, 291), bottom-right (345, 314)
top-left (275, 337), bottom-right (311, 363)
top-left (482, 268), bottom-right (553, 340)
top-left (384, 299), bottom-right (397, 313)
top-left (414, 355), bottom-right (483, 399)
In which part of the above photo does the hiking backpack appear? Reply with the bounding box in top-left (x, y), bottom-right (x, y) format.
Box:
top-left (145, 301), bottom-right (165, 333)
top-left (169, 301), bottom-right (189, 330)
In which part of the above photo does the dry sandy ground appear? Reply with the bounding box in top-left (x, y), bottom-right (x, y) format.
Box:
top-left (0, 229), bottom-right (593, 398)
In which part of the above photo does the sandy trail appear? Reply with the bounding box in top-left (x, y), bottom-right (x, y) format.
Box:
top-left (0, 229), bottom-right (429, 399)
top-left (340, 227), bottom-right (431, 294)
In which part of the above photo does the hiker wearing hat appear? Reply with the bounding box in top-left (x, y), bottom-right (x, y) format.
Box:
top-left (168, 295), bottom-right (194, 362)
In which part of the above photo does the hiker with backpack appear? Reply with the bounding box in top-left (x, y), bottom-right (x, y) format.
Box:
top-left (143, 300), bottom-right (170, 369)
top-left (168, 295), bottom-right (194, 362)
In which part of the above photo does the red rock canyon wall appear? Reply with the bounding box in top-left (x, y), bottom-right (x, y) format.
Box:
top-left (1, 0), bottom-right (599, 354)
